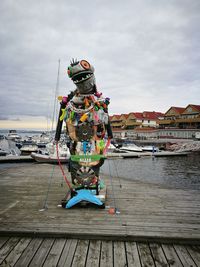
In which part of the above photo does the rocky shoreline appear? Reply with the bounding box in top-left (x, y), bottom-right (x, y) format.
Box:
top-left (168, 140), bottom-right (200, 152)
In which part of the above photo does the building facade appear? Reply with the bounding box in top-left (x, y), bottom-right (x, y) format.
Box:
top-left (110, 104), bottom-right (200, 139)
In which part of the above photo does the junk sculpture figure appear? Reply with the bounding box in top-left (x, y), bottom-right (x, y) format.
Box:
top-left (55, 59), bottom-right (113, 208)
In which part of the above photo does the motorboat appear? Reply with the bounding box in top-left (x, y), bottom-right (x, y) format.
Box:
top-left (0, 135), bottom-right (5, 140)
top-left (31, 142), bottom-right (70, 163)
top-left (0, 148), bottom-right (7, 156)
top-left (7, 130), bottom-right (22, 141)
top-left (141, 145), bottom-right (159, 152)
top-left (118, 143), bottom-right (143, 153)
top-left (0, 135), bottom-right (21, 156)
top-left (32, 132), bottom-right (53, 148)
top-left (107, 143), bottom-right (117, 152)
top-left (20, 140), bottom-right (38, 155)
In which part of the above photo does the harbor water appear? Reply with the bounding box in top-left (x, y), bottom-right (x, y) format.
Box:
top-left (100, 152), bottom-right (200, 191)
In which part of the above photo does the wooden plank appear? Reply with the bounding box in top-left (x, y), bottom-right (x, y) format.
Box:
top-left (29, 238), bottom-right (54, 267)
top-left (100, 240), bottom-right (113, 267)
top-left (14, 238), bottom-right (43, 267)
top-left (186, 246), bottom-right (200, 267)
top-left (149, 243), bottom-right (168, 267)
top-left (0, 237), bottom-right (9, 249)
top-left (57, 239), bottom-right (77, 267)
top-left (125, 241), bottom-right (141, 267)
top-left (113, 241), bottom-right (127, 267)
top-left (162, 244), bottom-right (183, 267)
top-left (43, 238), bottom-right (66, 267)
top-left (85, 240), bottom-right (101, 267)
top-left (0, 214), bottom-right (200, 226)
top-left (0, 237), bottom-right (31, 267)
top-left (2, 214), bottom-right (200, 227)
top-left (0, 156), bottom-right (34, 163)
top-left (174, 244), bottom-right (197, 267)
top-left (71, 239), bottom-right (89, 267)
top-left (137, 242), bottom-right (155, 267)
top-left (0, 237), bottom-right (20, 265)
top-left (0, 236), bottom-right (200, 267)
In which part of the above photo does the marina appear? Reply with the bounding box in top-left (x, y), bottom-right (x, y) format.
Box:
top-left (0, 132), bottom-right (194, 164)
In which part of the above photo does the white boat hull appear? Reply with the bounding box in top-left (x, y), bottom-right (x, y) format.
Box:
top-left (119, 144), bottom-right (143, 152)
top-left (31, 152), bottom-right (69, 163)
top-left (141, 146), bottom-right (159, 152)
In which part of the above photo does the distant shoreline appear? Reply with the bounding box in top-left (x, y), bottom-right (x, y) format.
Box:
top-left (0, 129), bottom-right (54, 133)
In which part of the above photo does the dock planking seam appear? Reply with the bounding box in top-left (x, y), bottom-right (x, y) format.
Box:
top-left (1, 231), bottom-right (200, 247)
top-left (185, 246), bottom-right (200, 266)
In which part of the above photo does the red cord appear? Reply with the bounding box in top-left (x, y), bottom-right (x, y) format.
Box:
top-left (103, 138), bottom-right (111, 155)
top-left (56, 142), bottom-right (73, 191)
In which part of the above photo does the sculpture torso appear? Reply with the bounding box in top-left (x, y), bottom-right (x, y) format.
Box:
top-left (64, 59), bottom-right (111, 187)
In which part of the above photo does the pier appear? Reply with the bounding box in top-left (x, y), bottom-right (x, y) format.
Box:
top-left (1, 236), bottom-right (200, 266)
top-left (0, 155), bottom-right (34, 163)
top-left (107, 151), bottom-right (189, 158)
top-left (0, 163), bottom-right (200, 265)
top-left (0, 151), bottom-right (189, 164)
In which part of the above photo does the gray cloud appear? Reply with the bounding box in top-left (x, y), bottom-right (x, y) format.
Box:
top-left (0, 0), bottom-right (200, 122)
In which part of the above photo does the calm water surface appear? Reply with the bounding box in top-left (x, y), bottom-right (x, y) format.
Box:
top-left (100, 152), bottom-right (200, 190)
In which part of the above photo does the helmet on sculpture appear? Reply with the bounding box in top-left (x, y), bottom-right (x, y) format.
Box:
top-left (67, 59), bottom-right (96, 94)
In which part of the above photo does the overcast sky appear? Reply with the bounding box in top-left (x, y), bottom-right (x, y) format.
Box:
top-left (0, 0), bottom-right (200, 129)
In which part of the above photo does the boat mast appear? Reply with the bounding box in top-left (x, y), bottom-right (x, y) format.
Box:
top-left (51, 59), bottom-right (60, 133)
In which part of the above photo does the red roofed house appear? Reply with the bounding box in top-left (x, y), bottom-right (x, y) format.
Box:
top-left (125, 111), bottom-right (164, 129)
top-left (110, 111), bottom-right (164, 131)
top-left (142, 111), bottom-right (164, 128)
top-left (125, 112), bottom-right (143, 129)
top-left (110, 114), bottom-right (124, 129)
top-left (109, 105), bottom-right (200, 139)
top-left (175, 104), bottom-right (200, 129)
top-left (158, 106), bottom-right (185, 128)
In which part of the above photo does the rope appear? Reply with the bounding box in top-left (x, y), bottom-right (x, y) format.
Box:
top-left (39, 164), bottom-right (55, 211)
top-left (107, 159), bottom-right (128, 237)
top-left (103, 138), bottom-right (111, 155)
top-left (108, 159), bottom-right (119, 213)
top-left (39, 142), bottom-right (73, 212)
top-left (56, 141), bottom-right (73, 191)
top-left (113, 159), bottom-right (122, 188)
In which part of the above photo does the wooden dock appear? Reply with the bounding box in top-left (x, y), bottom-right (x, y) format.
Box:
top-left (0, 236), bottom-right (200, 266)
top-left (106, 151), bottom-right (188, 158)
top-left (0, 155), bottom-right (34, 163)
top-left (0, 151), bottom-right (188, 164)
top-left (0, 163), bottom-right (200, 242)
top-left (0, 163), bottom-right (200, 265)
